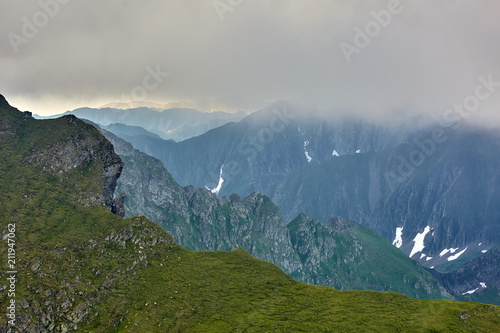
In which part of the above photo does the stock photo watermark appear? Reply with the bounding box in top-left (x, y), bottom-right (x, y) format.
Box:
top-left (120, 64), bottom-right (170, 103)
top-left (439, 74), bottom-right (500, 126)
top-left (340, 0), bottom-right (415, 64)
top-left (384, 73), bottom-right (500, 190)
top-left (7, 0), bottom-right (71, 54)
top-left (4, 223), bottom-right (17, 327)
top-left (213, 0), bottom-right (244, 21)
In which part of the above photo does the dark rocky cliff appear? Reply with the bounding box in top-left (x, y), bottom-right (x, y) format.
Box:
top-left (0, 97), bottom-right (125, 217)
top-left (102, 128), bottom-right (306, 279)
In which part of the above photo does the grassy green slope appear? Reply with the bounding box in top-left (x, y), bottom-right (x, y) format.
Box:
top-left (1, 99), bottom-right (500, 332)
top-left (351, 223), bottom-right (443, 295)
top-left (288, 215), bottom-right (444, 299)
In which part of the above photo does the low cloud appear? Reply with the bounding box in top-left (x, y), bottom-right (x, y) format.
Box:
top-left (1, 0), bottom-right (499, 122)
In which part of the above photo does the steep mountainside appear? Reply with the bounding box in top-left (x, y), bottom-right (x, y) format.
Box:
top-left (272, 125), bottom-right (500, 266)
top-left (115, 102), bottom-right (422, 197)
top-left (43, 106), bottom-right (246, 141)
top-left (288, 214), bottom-right (442, 294)
top-left (101, 128), bottom-right (445, 299)
top-left (431, 245), bottom-right (500, 304)
top-left (109, 102), bottom-right (500, 271)
top-left (4, 95), bottom-right (500, 332)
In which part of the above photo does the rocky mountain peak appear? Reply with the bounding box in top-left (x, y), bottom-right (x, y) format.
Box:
top-left (326, 217), bottom-right (355, 233)
top-left (0, 96), bottom-right (124, 216)
top-left (0, 94), bottom-right (8, 107)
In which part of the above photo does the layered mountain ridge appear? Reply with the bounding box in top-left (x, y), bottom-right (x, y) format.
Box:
top-left (4, 95), bottom-right (500, 331)
top-left (41, 106), bottom-right (246, 142)
top-left (103, 103), bottom-right (500, 270)
top-left (99, 126), bottom-right (445, 299)
top-left (86, 101), bottom-right (500, 304)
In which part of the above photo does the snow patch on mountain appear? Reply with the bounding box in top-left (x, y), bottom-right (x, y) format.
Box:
top-left (439, 249), bottom-right (449, 257)
top-left (304, 140), bottom-right (312, 162)
top-left (305, 151), bottom-right (312, 162)
top-left (205, 165), bottom-right (224, 195)
top-left (409, 226), bottom-right (431, 258)
top-left (439, 247), bottom-right (459, 257)
top-left (447, 246), bottom-right (468, 261)
top-left (462, 282), bottom-right (487, 295)
top-left (462, 287), bottom-right (479, 295)
top-left (392, 227), bottom-right (403, 248)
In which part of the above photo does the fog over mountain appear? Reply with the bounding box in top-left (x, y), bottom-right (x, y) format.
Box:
top-left (1, 1), bottom-right (500, 122)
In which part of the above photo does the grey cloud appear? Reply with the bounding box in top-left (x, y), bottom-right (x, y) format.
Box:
top-left (1, 0), bottom-right (499, 121)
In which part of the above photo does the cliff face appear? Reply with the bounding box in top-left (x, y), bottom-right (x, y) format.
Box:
top-left (100, 128), bottom-right (445, 298)
top-left (0, 98), bottom-right (124, 217)
top-left (0, 98), bottom-right (170, 330)
top-left (102, 128), bottom-right (306, 279)
top-left (41, 117), bottom-right (123, 213)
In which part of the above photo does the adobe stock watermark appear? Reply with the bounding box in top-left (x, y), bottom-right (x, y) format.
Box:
top-left (385, 73), bottom-right (500, 190)
top-left (120, 64), bottom-right (170, 103)
top-left (213, 0), bottom-right (243, 21)
top-left (438, 74), bottom-right (500, 127)
top-left (4, 223), bottom-right (17, 327)
top-left (7, 0), bottom-right (71, 54)
top-left (340, 0), bottom-right (414, 64)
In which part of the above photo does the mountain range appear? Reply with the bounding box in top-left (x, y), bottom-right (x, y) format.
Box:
top-left (4, 95), bottom-right (500, 331)
top-left (98, 126), bottom-right (445, 299)
top-left (98, 102), bottom-right (500, 265)
top-left (76, 101), bottom-right (500, 304)
top-left (39, 106), bottom-right (246, 142)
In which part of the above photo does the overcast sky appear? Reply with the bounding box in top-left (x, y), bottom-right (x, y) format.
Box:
top-left (1, 0), bottom-right (500, 120)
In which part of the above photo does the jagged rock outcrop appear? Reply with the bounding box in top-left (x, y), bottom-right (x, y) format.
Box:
top-left (101, 128), bottom-right (306, 279)
top-left (112, 192), bottom-right (126, 217)
top-left (2, 104), bottom-right (124, 216)
top-left (0, 99), bottom-right (172, 331)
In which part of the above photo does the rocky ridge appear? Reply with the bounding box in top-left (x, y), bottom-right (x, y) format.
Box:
top-left (100, 127), bottom-right (445, 298)
top-left (2, 96), bottom-right (500, 331)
